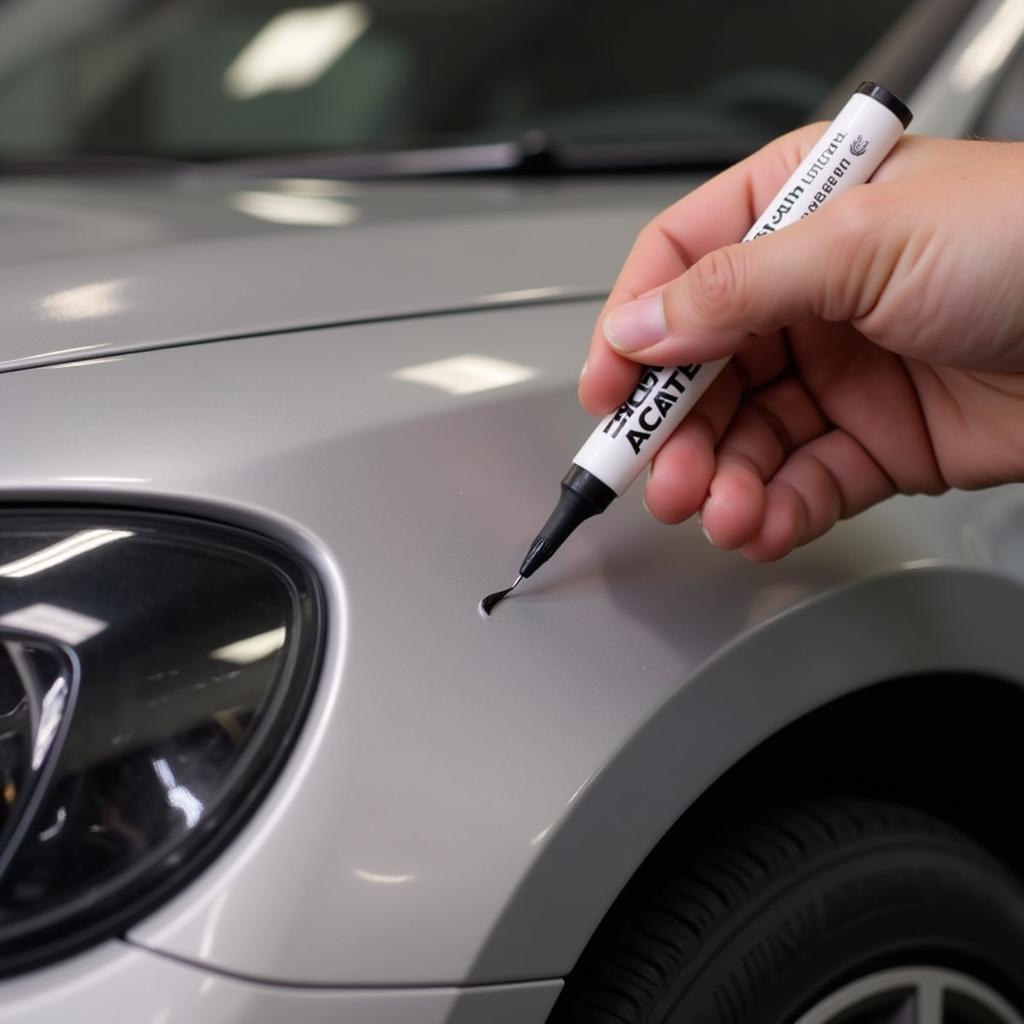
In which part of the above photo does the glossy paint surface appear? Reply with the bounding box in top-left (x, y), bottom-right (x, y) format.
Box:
top-left (0, 175), bottom-right (694, 372)
top-left (0, 942), bottom-right (559, 1024)
top-left (0, 301), bottom-right (1021, 987)
top-left (910, 0), bottom-right (1024, 136)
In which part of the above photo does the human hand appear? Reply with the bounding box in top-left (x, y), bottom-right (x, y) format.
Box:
top-left (579, 130), bottom-right (1024, 560)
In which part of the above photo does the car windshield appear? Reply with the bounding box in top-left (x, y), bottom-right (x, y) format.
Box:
top-left (0, 0), bottom-right (914, 168)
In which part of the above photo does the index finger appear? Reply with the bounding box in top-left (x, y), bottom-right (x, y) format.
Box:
top-left (579, 122), bottom-right (827, 416)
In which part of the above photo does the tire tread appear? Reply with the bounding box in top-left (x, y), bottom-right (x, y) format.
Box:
top-left (549, 799), bottom-right (1010, 1024)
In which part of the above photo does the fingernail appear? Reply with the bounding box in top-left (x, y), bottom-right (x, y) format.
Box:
top-left (603, 294), bottom-right (667, 353)
top-left (579, 359), bottom-right (589, 382)
top-left (699, 495), bottom-right (715, 545)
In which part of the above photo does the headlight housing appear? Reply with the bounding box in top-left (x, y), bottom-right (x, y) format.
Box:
top-left (0, 509), bottom-right (323, 974)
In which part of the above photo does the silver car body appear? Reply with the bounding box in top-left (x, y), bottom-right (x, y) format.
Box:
top-left (1, 2), bottom-right (1023, 1020)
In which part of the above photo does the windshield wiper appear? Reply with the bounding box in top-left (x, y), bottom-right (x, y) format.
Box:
top-left (0, 135), bottom-right (758, 180)
top-left (206, 132), bottom-right (759, 180)
top-left (0, 153), bottom-right (197, 177)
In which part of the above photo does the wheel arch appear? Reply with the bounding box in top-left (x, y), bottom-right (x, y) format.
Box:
top-left (468, 565), bottom-right (1024, 983)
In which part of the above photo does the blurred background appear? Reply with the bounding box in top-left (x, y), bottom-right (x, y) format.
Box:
top-left (0, 0), bottom-right (933, 162)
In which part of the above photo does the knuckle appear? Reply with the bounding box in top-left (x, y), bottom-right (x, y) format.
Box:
top-left (685, 246), bottom-right (744, 324)
top-left (827, 189), bottom-right (878, 245)
top-left (821, 191), bottom-right (884, 319)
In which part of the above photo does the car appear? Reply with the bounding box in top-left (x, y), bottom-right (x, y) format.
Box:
top-left (1, 0), bottom-right (1024, 1021)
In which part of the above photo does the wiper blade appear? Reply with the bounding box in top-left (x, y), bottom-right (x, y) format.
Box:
top-left (206, 132), bottom-right (759, 180)
top-left (0, 153), bottom-right (198, 177)
top-left (219, 139), bottom-right (532, 178)
top-left (544, 136), bottom-right (759, 173)
top-left (0, 135), bottom-right (758, 180)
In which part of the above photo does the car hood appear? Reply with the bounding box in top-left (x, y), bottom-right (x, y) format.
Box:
top-left (0, 172), bottom-right (699, 373)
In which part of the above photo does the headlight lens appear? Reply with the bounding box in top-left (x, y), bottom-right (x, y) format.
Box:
top-left (0, 510), bottom-right (323, 973)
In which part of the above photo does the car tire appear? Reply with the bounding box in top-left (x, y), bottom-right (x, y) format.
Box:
top-left (549, 799), bottom-right (1024, 1023)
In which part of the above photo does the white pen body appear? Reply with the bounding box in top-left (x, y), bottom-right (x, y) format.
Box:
top-left (573, 86), bottom-right (908, 497)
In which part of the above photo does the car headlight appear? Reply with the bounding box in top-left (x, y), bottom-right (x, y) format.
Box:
top-left (0, 509), bottom-right (323, 974)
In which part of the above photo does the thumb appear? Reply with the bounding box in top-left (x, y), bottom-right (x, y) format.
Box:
top-left (602, 194), bottom-right (888, 365)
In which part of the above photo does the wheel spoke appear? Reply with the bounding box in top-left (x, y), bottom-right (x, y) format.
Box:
top-left (787, 967), bottom-right (1022, 1024)
top-left (914, 975), bottom-right (944, 1024)
top-left (885, 992), bottom-right (920, 1024)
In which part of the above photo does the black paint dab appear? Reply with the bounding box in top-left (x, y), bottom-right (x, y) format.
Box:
top-left (481, 575), bottom-right (523, 617)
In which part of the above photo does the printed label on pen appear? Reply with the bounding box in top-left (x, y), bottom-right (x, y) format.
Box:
top-left (574, 358), bottom-right (729, 494)
top-left (601, 363), bottom-right (700, 451)
top-left (749, 127), bottom-right (885, 237)
top-left (751, 130), bottom-right (848, 236)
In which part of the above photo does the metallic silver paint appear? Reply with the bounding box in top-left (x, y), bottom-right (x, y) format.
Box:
top-left (0, 302), bottom-right (1021, 986)
top-left (909, 0), bottom-right (1024, 137)
top-left (0, 943), bottom-right (559, 1024)
top-left (0, 176), bottom-right (694, 373)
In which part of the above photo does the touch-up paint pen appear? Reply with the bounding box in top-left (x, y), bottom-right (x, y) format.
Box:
top-left (482, 82), bottom-right (912, 615)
